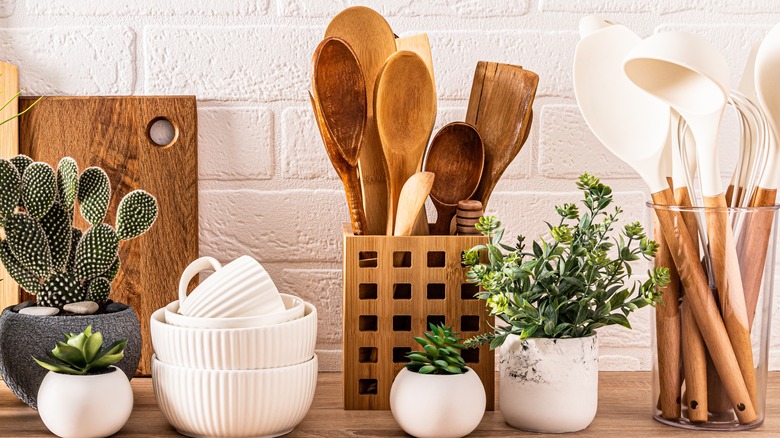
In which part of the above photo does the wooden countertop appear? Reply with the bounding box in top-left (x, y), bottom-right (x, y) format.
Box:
top-left (0, 372), bottom-right (777, 436)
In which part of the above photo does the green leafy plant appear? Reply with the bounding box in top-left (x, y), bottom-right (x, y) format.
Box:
top-left (33, 325), bottom-right (127, 375)
top-left (462, 173), bottom-right (670, 349)
top-left (404, 323), bottom-right (469, 375)
top-left (0, 155), bottom-right (158, 307)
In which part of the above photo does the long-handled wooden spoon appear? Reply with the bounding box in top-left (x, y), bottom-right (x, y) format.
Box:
top-left (625, 32), bottom-right (758, 414)
top-left (466, 62), bottom-right (537, 209)
top-left (576, 21), bottom-right (756, 424)
top-left (424, 122), bottom-right (484, 235)
top-left (394, 172), bottom-right (435, 237)
top-left (311, 37), bottom-right (368, 235)
top-left (325, 6), bottom-right (396, 235)
top-left (375, 51), bottom-right (437, 236)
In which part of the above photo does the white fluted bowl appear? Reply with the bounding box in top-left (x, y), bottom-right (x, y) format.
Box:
top-left (152, 354), bottom-right (318, 438)
top-left (151, 301), bottom-right (316, 370)
top-left (165, 293), bottom-right (304, 330)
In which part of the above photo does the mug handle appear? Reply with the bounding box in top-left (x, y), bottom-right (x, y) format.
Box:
top-left (178, 256), bottom-right (222, 304)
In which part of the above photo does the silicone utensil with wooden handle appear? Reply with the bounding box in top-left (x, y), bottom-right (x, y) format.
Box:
top-left (311, 37), bottom-right (368, 235)
top-left (466, 61), bottom-right (537, 209)
top-left (625, 31), bottom-right (758, 413)
top-left (394, 172), bottom-right (435, 237)
top-left (375, 50), bottom-right (437, 236)
top-left (743, 23), bottom-right (780, 326)
top-left (325, 6), bottom-right (396, 235)
top-left (576, 21), bottom-right (756, 423)
top-left (424, 122), bottom-right (484, 235)
top-left (577, 19), bottom-right (681, 419)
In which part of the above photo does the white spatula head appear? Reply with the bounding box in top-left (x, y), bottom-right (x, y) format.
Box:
top-left (755, 23), bottom-right (780, 189)
top-left (573, 20), bottom-right (671, 193)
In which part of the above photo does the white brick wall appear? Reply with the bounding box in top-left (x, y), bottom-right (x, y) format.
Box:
top-left (3, 0), bottom-right (780, 371)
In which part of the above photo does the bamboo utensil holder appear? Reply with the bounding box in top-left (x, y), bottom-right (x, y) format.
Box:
top-left (341, 225), bottom-right (494, 410)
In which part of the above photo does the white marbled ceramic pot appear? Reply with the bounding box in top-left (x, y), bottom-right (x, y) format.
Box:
top-left (498, 334), bottom-right (598, 433)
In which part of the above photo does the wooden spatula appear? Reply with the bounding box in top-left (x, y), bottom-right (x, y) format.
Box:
top-left (311, 37), bottom-right (368, 235)
top-left (325, 6), bottom-right (396, 235)
top-left (375, 51), bottom-right (437, 236)
top-left (394, 172), bottom-right (434, 237)
top-left (466, 62), bottom-right (538, 209)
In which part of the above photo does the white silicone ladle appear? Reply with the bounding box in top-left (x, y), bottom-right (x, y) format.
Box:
top-left (624, 30), bottom-right (758, 417)
top-left (575, 21), bottom-right (757, 423)
top-left (755, 23), bottom-right (780, 200)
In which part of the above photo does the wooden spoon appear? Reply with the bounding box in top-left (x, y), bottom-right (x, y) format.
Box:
top-left (375, 51), bottom-right (437, 236)
top-left (396, 33), bottom-right (434, 89)
top-left (466, 61), bottom-right (538, 209)
top-left (424, 122), bottom-right (484, 235)
top-left (325, 6), bottom-right (396, 235)
top-left (394, 172), bottom-right (435, 236)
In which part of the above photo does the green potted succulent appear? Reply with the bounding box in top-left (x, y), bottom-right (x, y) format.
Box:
top-left (0, 154), bottom-right (157, 408)
top-left (34, 325), bottom-right (133, 438)
top-left (462, 173), bottom-right (669, 433)
top-left (389, 324), bottom-right (486, 438)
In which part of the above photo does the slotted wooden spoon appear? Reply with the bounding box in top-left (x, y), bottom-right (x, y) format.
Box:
top-left (375, 50), bottom-right (437, 236)
top-left (325, 6), bottom-right (396, 235)
top-left (310, 38), bottom-right (368, 234)
top-left (466, 62), bottom-right (538, 209)
top-left (424, 122), bottom-right (484, 235)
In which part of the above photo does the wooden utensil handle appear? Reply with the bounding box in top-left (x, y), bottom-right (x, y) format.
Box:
top-left (651, 189), bottom-right (757, 424)
top-left (702, 195), bottom-right (758, 410)
top-left (674, 186), bottom-right (708, 423)
top-left (741, 187), bottom-right (777, 327)
top-left (653, 216), bottom-right (682, 419)
top-left (432, 204), bottom-right (457, 235)
top-left (342, 167), bottom-right (368, 236)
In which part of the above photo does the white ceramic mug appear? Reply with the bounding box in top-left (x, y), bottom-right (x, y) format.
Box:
top-left (178, 255), bottom-right (285, 318)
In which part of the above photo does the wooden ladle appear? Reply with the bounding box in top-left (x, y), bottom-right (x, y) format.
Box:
top-left (310, 37), bottom-right (368, 234)
top-left (424, 122), bottom-right (484, 235)
top-left (375, 50), bottom-right (437, 236)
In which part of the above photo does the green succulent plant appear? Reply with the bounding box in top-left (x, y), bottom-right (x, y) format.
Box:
top-left (404, 323), bottom-right (469, 375)
top-left (33, 325), bottom-right (126, 375)
top-left (0, 155), bottom-right (158, 307)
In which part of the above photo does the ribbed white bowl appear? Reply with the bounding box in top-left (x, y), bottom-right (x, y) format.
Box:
top-left (151, 301), bottom-right (316, 370)
top-left (165, 294), bottom-right (305, 329)
top-left (152, 355), bottom-right (317, 438)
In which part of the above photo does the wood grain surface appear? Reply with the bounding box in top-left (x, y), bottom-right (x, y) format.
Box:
top-left (0, 63), bottom-right (18, 314)
top-left (1, 372), bottom-right (778, 437)
top-left (17, 96), bottom-right (198, 376)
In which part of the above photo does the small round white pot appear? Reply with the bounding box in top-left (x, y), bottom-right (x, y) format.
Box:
top-left (390, 367), bottom-right (485, 438)
top-left (498, 334), bottom-right (598, 433)
top-left (37, 366), bottom-right (133, 438)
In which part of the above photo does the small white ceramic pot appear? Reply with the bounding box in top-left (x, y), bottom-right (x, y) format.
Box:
top-left (498, 334), bottom-right (598, 433)
top-left (164, 293), bottom-right (304, 330)
top-left (178, 255), bottom-right (285, 318)
top-left (37, 366), bottom-right (133, 438)
top-left (390, 367), bottom-right (485, 438)
top-left (151, 301), bottom-right (317, 370)
top-left (152, 354), bottom-right (317, 438)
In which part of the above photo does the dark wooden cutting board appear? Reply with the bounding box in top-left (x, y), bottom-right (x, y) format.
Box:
top-left (18, 96), bottom-right (198, 375)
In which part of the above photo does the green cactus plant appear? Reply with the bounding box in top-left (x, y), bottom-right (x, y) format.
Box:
top-left (0, 155), bottom-right (158, 308)
top-left (404, 324), bottom-right (469, 375)
top-left (33, 325), bottom-right (127, 375)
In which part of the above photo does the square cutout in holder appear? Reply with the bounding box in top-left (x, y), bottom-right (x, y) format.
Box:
top-left (359, 315), bottom-right (378, 331)
top-left (427, 251), bottom-right (446, 267)
top-left (393, 347), bottom-right (412, 363)
top-left (393, 283), bottom-right (412, 300)
top-left (359, 283), bottom-right (378, 300)
top-left (427, 283), bottom-right (445, 300)
top-left (462, 348), bottom-right (480, 364)
top-left (427, 315), bottom-right (445, 327)
top-left (393, 251), bottom-right (412, 267)
top-left (393, 315), bottom-right (412, 331)
top-left (359, 251), bottom-right (378, 268)
top-left (359, 347), bottom-right (378, 363)
top-left (461, 283), bottom-right (479, 300)
top-left (359, 379), bottom-right (378, 395)
top-left (461, 315), bottom-right (480, 332)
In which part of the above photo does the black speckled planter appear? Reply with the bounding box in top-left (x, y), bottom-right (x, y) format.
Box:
top-left (0, 305), bottom-right (142, 409)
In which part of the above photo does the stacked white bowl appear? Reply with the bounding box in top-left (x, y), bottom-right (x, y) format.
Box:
top-left (150, 256), bottom-right (318, 438)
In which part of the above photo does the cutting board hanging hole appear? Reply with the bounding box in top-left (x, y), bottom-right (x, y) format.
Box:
top-left (147, 116), bottom-right (178, 148)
